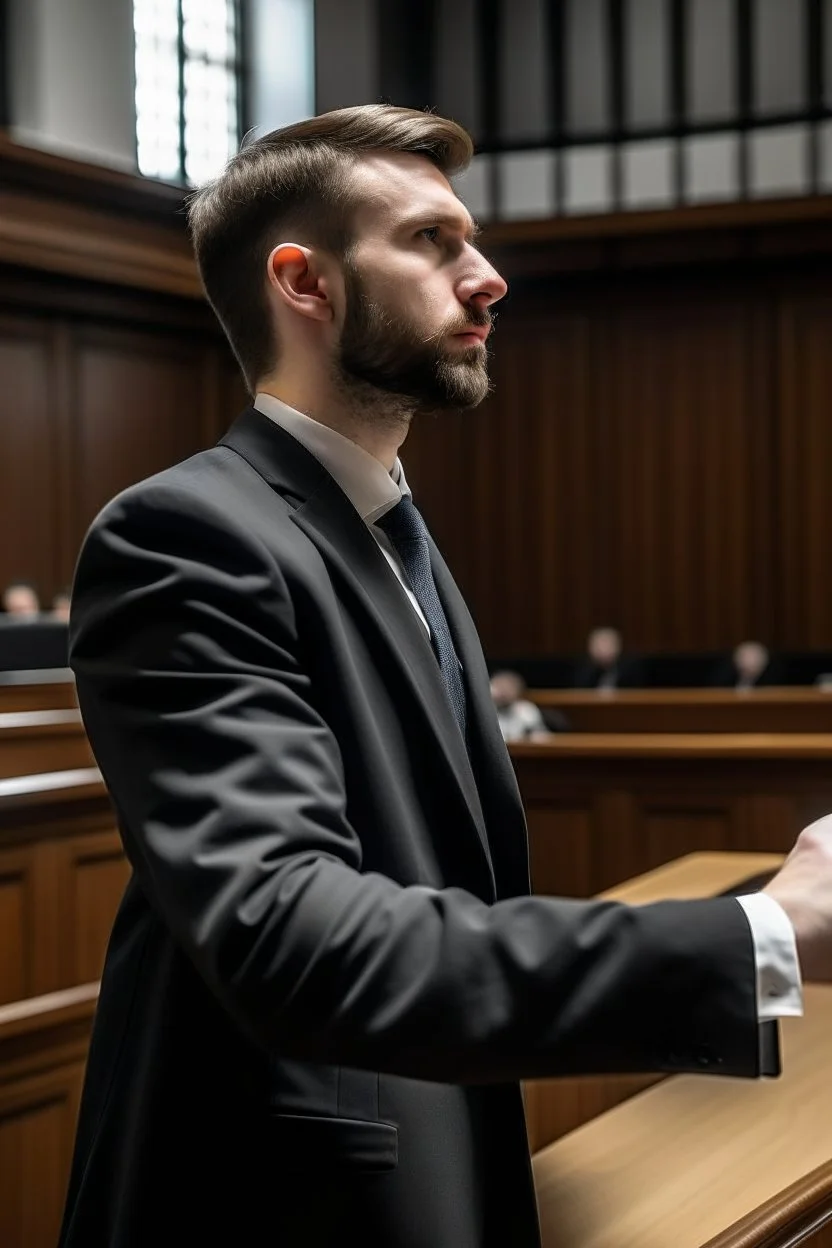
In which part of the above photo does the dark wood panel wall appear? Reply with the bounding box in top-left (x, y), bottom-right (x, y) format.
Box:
top-left (404, 212), bottom-right (832, 657)
top-left (0, 137), bottom-right (247, 601)
top-left (0, 311), bottom-right (246, 597)
top-left (3, 136), bottom-right (832, 657)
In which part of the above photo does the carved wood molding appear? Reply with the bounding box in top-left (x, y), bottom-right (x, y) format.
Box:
top-left (0, 768), bottom-right (103, 806)
top-left (0, 981), bottom-right (99, 1082)
top-left (0, 189), bottom-right (201, 298)
top-left (0, 135), bottom-right (200, 297)
top-left (482, 194), bottom-right (832, 280)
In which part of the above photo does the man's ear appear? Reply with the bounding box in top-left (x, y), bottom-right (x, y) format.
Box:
top-left (266, 243), bottom-right (333, 323)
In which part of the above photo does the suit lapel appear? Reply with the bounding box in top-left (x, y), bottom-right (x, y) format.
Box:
top-left (220, 409), bottom-right (496, 894)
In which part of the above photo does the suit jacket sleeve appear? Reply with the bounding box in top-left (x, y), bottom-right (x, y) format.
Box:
top-left (70, 482), bottom-right (773, 1085)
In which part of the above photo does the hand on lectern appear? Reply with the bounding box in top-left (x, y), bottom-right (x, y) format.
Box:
top-left (765, 814), bottom-right (832, 981)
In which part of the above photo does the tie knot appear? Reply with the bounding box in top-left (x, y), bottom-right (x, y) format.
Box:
top-left (376, 495), bottom-right (428, 549)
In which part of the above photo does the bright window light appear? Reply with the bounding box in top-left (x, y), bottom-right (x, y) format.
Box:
top-left (133, 0), bottom-right (241, 184)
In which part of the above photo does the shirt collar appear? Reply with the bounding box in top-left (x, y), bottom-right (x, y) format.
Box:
top-left (254, 392), bottom-right (410, 524)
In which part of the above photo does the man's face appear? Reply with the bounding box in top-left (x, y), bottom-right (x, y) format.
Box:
top-left (490, 674), bottom-right (523, 709)
top-left (334, 153), bottom-right (507, 411)
top-left (3, 586), bottom-right (39, 617)
top-left (735, 642), bottom-right (767, 680)
top-left (589, 629), bottom-right (621, 667)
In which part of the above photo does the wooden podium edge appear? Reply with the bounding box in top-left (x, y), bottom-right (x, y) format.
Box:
top-left (702, 1159), bottom-right (832, 1248)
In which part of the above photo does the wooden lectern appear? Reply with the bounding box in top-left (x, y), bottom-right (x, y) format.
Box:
top-left (532, 853), bottom-right (832, 1247)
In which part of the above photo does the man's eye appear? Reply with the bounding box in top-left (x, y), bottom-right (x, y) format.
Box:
top-left (420, 226), bottom-right (440, 244)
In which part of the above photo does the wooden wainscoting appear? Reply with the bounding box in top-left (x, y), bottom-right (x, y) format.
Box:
top-left (528, 688), bottom-right (832, 735)
top-left (513, 735), bottom-right (832, 899)
top-left (0, 674), bottom-right (77, 715)
top-left (0, 983), bottom-right (98, 1248)
top-left (0, 770), bottom-right (127, 1005)
top-left (523, 851), bottom-right (784, 1154)
top-left (0, 711), bottom-right (94, 779)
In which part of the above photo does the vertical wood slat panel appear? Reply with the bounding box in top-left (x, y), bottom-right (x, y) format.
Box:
top-left (406, 272), bottom-right (790, 657)
top-left (0, 320), bottom-right (58, 598)
top-left (2, 256), bottom-right (832, 660)
top-left (0, 307), bottom-right (241, 602)
top-left (777, 289), bottom-right (832, 648)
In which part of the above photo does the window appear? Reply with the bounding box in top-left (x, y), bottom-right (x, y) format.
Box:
top-left (133, 0), bottom-right (243, 185)
top-left (442, 0), bottom-right (832, 220)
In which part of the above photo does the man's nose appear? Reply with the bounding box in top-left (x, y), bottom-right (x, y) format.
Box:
top-left (459, 261), bottom-right (508, 310)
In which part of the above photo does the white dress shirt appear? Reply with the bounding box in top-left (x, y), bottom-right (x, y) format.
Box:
top-left (253, 392), bottom-right (803, 1026)
top-left (497, 699), bottom-right (549, 742)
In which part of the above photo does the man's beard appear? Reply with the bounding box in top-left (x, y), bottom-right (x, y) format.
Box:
top-left (335, 267), bottom-right (493, 413)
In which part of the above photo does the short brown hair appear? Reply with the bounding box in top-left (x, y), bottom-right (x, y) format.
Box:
top-left (187, 105), bottom-right (474, 393)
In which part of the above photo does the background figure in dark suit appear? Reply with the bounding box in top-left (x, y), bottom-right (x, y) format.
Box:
top-left (573, 626), bottom-right (645, 689)
top-left (58, 106), bottom-right (832, 1248)
top-left (710, 640), bottom-right (778, 689)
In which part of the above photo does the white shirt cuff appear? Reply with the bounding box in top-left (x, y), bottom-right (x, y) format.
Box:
top-left (735, 893), bottom-right (804, 1021)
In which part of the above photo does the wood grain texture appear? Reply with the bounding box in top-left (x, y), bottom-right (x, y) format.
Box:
top-left (778, 290), bottom-right (832, 649)
top-left (0, 981), bottom-right (98, 1248)
top-left (0, 712), bottom-right (93, 779)
top-left (514, 736), bottom-right (832, 896)
top-left (0, 319), bottom-right (59, 596)
top-left (402, 261), bottom-right (832, 659)
top-left (529, 688), bottom-right (832, 733)
top-left (0, 677), bottom-right (77, 714)
top-left (0, 305), bottom-right (242, 600)
top-left (523, 851), bottom-right (784, 1154)
top-left (0, 768), bottom-right (121, 1004)
top-left (534, 985), bottom-right (832, 1248)
top-left (3, 144), bottom-right (832, 654)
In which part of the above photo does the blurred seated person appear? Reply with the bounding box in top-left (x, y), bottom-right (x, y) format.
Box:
top-left (51, 588), bottom-right (71, 622)
top-left (1, 580), bottom-right (41, 619)
top-left (490, 670), bottom-right (564, 741)
top-left (710, 640), bottom-right (777, 690)
top-left (573, 626), bottom-right (645, 690)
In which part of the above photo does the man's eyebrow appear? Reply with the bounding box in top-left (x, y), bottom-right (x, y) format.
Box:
top-left (399, 211), bottom-right (482, 243)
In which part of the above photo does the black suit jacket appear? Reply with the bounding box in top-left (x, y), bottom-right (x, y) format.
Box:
top-left (709, 657), bottom-right (781, 688)
top-left (59, 409), bottom-right (774, 1248)
top-left (572, 655), bottom-right (646, 689)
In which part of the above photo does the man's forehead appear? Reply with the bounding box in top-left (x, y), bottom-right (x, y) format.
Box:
top-left (351, 151), bottom-right (475, 235)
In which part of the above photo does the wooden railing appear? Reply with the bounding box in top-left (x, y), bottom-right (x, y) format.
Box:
top-left (528, 687), bottom-right (832, 735)
top-left (0, 671), bottom-right (77, 714)
top-left (0, 710), bottom-right (94, 779)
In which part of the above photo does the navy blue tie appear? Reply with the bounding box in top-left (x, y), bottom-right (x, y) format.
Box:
top-left (376, 496), bottom-right (468, 739)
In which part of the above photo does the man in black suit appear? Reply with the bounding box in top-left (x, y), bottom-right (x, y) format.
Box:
top-left (711, 640), bottom-right (779, 689)
top-left (59, 106), bottom-right (832, 1248)
top-left (573, 625), bottom-right (645, 689)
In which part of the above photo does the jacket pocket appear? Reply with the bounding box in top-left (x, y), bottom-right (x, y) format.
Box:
top-left (268, 1112), bottom-right (399, 1173)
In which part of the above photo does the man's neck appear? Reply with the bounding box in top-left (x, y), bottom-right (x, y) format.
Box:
top-left (258, 377), bottom-right (412, 472)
